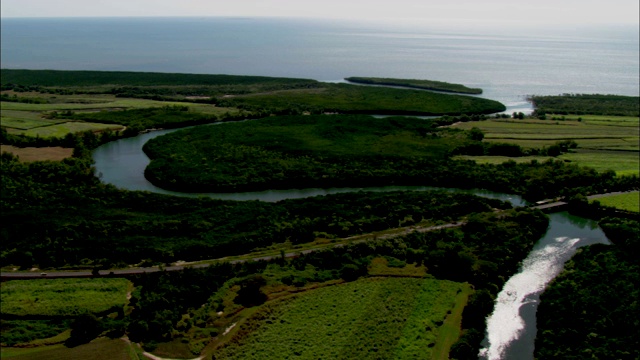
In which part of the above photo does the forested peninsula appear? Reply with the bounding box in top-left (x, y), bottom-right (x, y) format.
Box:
top-left (345, 76), bottom-right (483, 94)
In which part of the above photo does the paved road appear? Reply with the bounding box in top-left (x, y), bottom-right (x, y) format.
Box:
top-left (3, 191), bottom-right (633, 280)
top-left (0, 222), bottom-right (466, 280)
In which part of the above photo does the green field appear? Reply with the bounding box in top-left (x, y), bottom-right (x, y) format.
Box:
top-left (1, 68), bottom-right (319, 89)
top-left (213, 277), bottom-right (470, 360)
top-left (11, 122), bottom-right (124, 138)
top-left (453, 117), bottom-right (639, 175)
top-left (0, 338), bottom-right (133, 360)
top-left (1, 278), bottom-right (130, 317)
top-left (593, 191), bottom-right (640, 212)
top-left (1, 92), bottom-right (237, 138)
top-left (1, 96), bottom-right (229, 113)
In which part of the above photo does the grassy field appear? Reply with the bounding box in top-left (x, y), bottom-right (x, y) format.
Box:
top-left (212, 277), bottom-right (470, 360)
top-left (1, 95), bottom-right (229, 114)
top-left (453, 117), bottom-right (639, 175)
top-left (15, 122), bottom-right (124, 138)
top-left (593, 191), bottom-right (640, 213)
top-left (1, 278), bottom-right (131, 317)
top-left (1, 92), bottom-right (237, 138)
top-left (0, 338), bottom-right (133, 360)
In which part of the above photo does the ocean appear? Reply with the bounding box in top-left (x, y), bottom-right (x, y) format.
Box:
top-left (1, 17), bottom-right (639, 112)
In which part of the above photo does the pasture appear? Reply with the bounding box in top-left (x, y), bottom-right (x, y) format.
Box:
top-left (0, 145), bottom-right (73, 162)
top-left (594, 191), bottom-right (640, 213)
top-left (1, 92), bottom-right (235, 138)
top-left (453, 117), bottom-right (639, 175)
top-left (0, 338), bottom-right (133, 360)
top-left (1, 278), bottom-right (131, 317)
top-left (212, 277), bottom-right (470, 360)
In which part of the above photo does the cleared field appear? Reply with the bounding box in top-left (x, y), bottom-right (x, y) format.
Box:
top-left (213, 277), bottom-right (470, 360)
top-left (0, 338), bottom-right (132, 360)
top-left (1, 117), bottom-right (67, 130)
top-left (1, 97), bottom-right (215, 112)
top-left (453, 117), bottom-right (639, 175)
top-left (1, 278), bottom-right (130, 317)
top-left (454, 118), bottom-right (638, 149)
top-left (560, 151), bottom-right (639, 176)
top-left (0, 145), bottom-right (73, 162)
top-left (9, 122), bottom-right (124, 138)
top-left (455, 151), bottom-right (639, 176)
top-left (593, 191), bottom-right (640, 213)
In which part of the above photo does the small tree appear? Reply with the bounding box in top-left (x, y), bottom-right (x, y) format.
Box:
top-left (234, 275), bottom-right (267, 307)
top-left (467, 127), bottom-right (485, 141)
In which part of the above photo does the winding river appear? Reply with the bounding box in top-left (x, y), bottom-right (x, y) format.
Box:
top-left (92, 125), bottom-right (611, 360)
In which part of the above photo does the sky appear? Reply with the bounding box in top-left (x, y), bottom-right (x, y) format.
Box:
top-left (1, 0), bottom-right (639, 26)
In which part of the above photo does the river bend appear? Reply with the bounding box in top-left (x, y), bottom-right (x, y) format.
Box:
top-left (92, 125), bottom-right (611, 360)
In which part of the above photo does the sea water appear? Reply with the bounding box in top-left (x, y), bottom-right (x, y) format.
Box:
top-left (2, 17), bottom-right (638, 112)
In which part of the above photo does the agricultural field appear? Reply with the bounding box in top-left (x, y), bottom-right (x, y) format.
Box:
top-left (593, 191), bottom-right (640, 213)
top-left (212, 277), bottom-right (471, 360)
top-left (1, 91), bottom-right (236, 138)
top-left (452, 116), bottom-right (639, 175)
top-left (0, 337), bottom-right (134, 360)
top-left (1, 278), bottom-right (131, 317)
top-left (0, 145), bottom-right (73, 162)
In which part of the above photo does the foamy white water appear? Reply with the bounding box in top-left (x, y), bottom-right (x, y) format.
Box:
top-left (479, 237), bottom-right (580, 359)
top-left (479, 212), bottom-right (611, 360)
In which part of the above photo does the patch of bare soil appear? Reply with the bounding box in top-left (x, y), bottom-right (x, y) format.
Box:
top-left (1, 145), bottom-right (73, 162)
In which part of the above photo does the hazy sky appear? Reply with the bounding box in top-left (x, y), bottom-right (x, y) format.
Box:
top-left (1, 0), bottom-right (639, 25)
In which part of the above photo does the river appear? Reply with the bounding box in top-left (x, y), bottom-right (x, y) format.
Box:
top-left (92, 125), bottom-right (611, 359)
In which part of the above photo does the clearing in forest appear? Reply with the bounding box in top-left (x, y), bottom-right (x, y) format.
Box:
top-left (212, 277), bottom-right (471, 360)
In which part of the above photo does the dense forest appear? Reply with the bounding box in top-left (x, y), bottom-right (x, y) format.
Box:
top-left (345, 76), bottom-right (483, 94)
top-left (529, 94), bottom-right (640, 117)
top-left (1, 147), bottom-right (515, 269)
top-left (535, 217), bottom-right (639, 359)
top-left (142, 114), bottom-right (637, 198)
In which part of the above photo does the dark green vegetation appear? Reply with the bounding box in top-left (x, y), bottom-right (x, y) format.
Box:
top-left (143, 114), bottom-right (637, 198)
top-left (1, 149), bottom-right (514, 268)
top-left (2, 70), bottom-right (640, 359)
top-left (216, 83), bottom-right (503, 115)
top-left (124, 208), bottom-right (547, 356)
top-left (535, 217), bottom-right (639, 359)
top-left (345, 76), bottom-right (483, 94)
top-left (143, 115), bottom-right (467, 192)
top-left (2, 69), bottom-right (505, 118)
top-left (530, 94), bottom-right (640, 117)
top-left (1, 69), bottom-right (321, 95)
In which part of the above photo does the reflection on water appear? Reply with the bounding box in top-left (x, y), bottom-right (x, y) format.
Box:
top-left (478, 212), bottom-right (610, 360)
